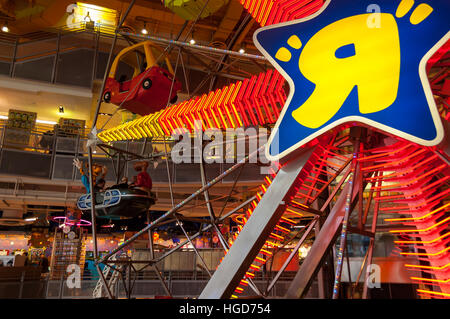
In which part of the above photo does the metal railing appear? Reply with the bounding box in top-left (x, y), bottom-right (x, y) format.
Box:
top-left (0, 274), bottom-right (300, 299)
top-left (0, 122), bottom-right (266, 185)
top-left (0, 22), bottom-right (123, 88)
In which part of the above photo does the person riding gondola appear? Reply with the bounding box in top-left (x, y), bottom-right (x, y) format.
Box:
top-left (130, 161), bottom-right (152, 195)
top-left (73, 158), bottom-right (108, 193)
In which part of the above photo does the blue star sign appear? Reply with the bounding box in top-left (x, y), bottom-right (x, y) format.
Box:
top-left (254, 0), bottom-right (450, 160)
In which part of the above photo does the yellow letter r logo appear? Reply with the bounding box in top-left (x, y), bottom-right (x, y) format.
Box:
top-left (255, 0), bottom-right (449, 160)
top-left (293, 13), bottom-right (401, 129)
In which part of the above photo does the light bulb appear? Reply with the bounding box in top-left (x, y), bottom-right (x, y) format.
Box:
top-left (141, 28), bottom-right (148, 35)
top-left (1, 25), bottom-right (8, 33)
top-left (239, 48), bottom-right (245, 54)
top-left (84, 12), bottom-right (92, 22)
top-left (189, 38), bottom-right (196, 45)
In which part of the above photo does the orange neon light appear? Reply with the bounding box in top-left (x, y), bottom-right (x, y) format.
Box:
top-left (270, 233), bottom-right (284, 240)
top-left (395, 232), bottom-right (450, 244)
top-left (385, 203), bottom-right (450, 222)
top-left (416, 289), bottom-right (450, 298)
top-left (285, 208), bottom-right (304, 217)
top-left (411, 277), bottom-right (450, 283)
top-left (260, 249), bottom-right (273, 256)
top-left (390, 216), bottom-right (450, 233)
top-left (400, 246), bottom-right (450, 256)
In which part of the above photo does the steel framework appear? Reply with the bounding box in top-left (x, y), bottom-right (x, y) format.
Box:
top-left (82, 0), bottom-right (450, 300)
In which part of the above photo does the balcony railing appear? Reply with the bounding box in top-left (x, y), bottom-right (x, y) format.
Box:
top-left (0, 122), bottom-right (266, 185)
top-left (0, 23), bottom-right (126, 88)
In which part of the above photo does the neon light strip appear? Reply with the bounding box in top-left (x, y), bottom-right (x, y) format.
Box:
top-left (400, 246), bottom-right (450, 256)
top-left (390, 216), bottom-right (450, 233)
top-left (416, 289), bottom-right (450, 298)
top-left (395, 232), bottom-right (450, 244)
top-left (411, 277), bottom-right (450, 283)
top-left (386, 203), bottom-right (450, 222)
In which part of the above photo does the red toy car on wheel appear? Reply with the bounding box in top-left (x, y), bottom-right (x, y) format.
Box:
top-left (102, 41), bottom-right (182, 116)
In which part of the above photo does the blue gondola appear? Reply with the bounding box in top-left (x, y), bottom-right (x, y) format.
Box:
top-left (77, 187), bottom-right (155, 220)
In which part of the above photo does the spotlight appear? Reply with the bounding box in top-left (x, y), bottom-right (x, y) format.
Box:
top-left (141, 22), bottom-right (148, 35)
top-left (1, 22), bottom-right (8, 33)
top-left (58, 106), bottom-right (64, 114)
top-left (239, 43), bottom-right (246, 54)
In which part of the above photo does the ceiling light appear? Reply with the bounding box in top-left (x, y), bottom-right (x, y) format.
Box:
top-left (36, 119), bottom-right (57, 125)
top-left (189, 38), bottom-right (196, 45)
top-left (84, 12), bottom-right (92, 22)
top-left (25, 217), bottom-right (37, 222)
top-left (141, 22), bottom-right (148, 35)
top-left (0, 116), bottom-right (57, 125)
top-left (1, 22), bottom-right (8, 33)
top-left (58, 106), bottom-right (64, 114)
top-left (239, 43), bottom-right (246, 54)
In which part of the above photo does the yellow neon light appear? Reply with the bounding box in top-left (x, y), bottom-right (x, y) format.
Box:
top-left (400, 246), bottom-right (450, 257)
top-left (395, 232), bottom-right (450, 245)
top-left (405, 262), bottom-right (450, 270)
top-left (416, 289), bottom-right (450, 298)
top-left (411, 277), bottom-right (450, 283)
top-left (390, 216), bottom-right (450, 233)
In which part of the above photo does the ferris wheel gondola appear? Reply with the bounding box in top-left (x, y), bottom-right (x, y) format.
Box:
top-left (77, 187), bottom-right (156, 220)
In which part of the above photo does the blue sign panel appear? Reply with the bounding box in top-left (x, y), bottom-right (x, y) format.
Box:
top-left (254, 0), bottom-right (450, 160)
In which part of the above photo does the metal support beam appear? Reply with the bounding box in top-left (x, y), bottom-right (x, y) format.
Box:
top-left (51, 31), bottom-right (61, 83)
top-left (199, 148), bottom-right (314, 299)
top-left (266, 216), bottom-right (319, 294)
top-left (199, 156), bottom-right (229, 251)
top-left (90, 0), bottom-right (136, 130)
top-left (91, 31), bottom-right (100, 86)
top-left (9, 38), bottom-right (18, 77)
top-left (362, 175), bottom-right (382, 299)
top-left (332, 154), bottom-right (358, 299)
top-left (96, 147), bottom-right (262, 266)
top-left (147, 212), bottom-right (171, 296)
top-left (154, 195), bottom-right (257, 263)
top-left (120, 32), bottom-right (267, 61)
top-left (284, 168), bottom-right (362, 298)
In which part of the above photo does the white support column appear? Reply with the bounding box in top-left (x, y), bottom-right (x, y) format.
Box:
top-left (199, 148), bottom-right (314, 299)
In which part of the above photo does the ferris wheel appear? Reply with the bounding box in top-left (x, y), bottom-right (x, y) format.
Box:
top-left (86, 0), bottom-right (449, 299)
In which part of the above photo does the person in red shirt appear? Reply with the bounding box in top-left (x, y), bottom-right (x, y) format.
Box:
top-left (131, 161), bottom-right (152, 193)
